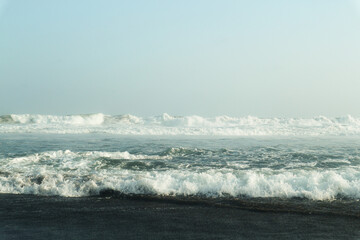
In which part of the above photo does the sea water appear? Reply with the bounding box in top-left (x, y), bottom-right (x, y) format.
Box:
top-left (1, 113), bottom-right (360, 215)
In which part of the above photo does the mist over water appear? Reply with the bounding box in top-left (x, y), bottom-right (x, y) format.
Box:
top-left (1, 3), bottom-right (360, 233)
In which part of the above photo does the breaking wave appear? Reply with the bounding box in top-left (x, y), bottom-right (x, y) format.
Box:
top-left (1, 150), bottom-right (360, 200)
top-left (1, 113), bottom-right (360, 136)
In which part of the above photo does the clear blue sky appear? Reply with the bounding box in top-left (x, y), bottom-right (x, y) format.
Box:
top-left (0, 0), bottom-right (359, 117)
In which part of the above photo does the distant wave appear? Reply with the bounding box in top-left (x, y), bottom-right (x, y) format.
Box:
top-left (1, 113), bottom-right (360, 136)
top-left (0, 113), bottom-right (107, 125)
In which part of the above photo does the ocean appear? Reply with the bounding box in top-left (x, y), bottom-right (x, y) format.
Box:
top-left (1, 113), bottom-right (360, 239)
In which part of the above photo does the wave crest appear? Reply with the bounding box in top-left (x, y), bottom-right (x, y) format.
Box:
top-left (1, 113), bottom-right (360, 136)
top-left (1, 150), bottom-right (360, 200)
top-left (1, 113), bottom-right (105, 125)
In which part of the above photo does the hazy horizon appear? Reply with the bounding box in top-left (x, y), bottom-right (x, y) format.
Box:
top-left (1, 0), bottom-right (359, 118)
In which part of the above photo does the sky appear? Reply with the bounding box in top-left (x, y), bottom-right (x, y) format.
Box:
top-left (0, 0), bottom-right (359, 117)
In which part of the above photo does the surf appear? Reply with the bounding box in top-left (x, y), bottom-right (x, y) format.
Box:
top-left (1, 113), bottom-right (360, 136)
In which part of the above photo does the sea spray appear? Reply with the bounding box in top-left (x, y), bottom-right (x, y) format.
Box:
top-left (1, 113), bottom-right (360, 136)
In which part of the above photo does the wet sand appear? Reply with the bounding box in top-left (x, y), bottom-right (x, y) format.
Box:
top-left (0, 194), bottom-right (359, 239)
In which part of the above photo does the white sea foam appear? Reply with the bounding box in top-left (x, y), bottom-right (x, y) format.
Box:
top-left (1, 113), bottom-right (360, 136)
top-left (1, 150), bottom-right (360, 200)
top-left (7, 113), bottom-right (106, 125)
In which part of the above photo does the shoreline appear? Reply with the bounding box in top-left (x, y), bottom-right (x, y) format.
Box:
top-left (1, 193), bottom-right (360, 239)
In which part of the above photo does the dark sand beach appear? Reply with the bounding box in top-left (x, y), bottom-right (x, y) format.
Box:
top-left (1, 194), bottom-right (360, 240)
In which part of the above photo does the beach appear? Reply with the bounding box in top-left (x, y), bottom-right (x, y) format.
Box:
top-left (1, 193), bottom-right (360, 239)
top-left (2, 0), bottom-right (360, 238)
top-left (1, 120), bottom-right (360, 239)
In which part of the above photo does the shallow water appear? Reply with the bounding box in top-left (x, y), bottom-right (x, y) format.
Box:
top-left (1, 133), bottom-right (360, 216)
